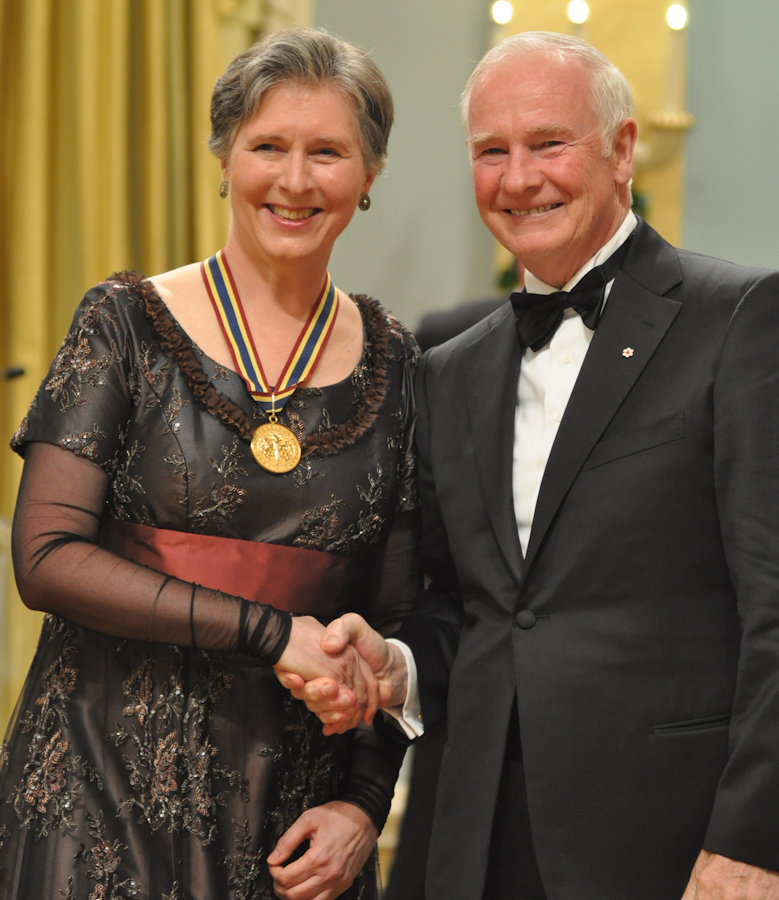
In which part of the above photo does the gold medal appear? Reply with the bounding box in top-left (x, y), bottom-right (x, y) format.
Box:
top-left (251, 414), bottom-right (302, 474)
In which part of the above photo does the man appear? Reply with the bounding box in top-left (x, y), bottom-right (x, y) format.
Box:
top-left (279, 32), bottom-right (779, 900)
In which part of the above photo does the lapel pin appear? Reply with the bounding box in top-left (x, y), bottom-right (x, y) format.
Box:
top-left (622, 347), bottom-right (634, 358)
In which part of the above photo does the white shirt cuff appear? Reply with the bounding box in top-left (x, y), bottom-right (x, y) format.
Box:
top-left (382, 638), bottom-right (424, 739)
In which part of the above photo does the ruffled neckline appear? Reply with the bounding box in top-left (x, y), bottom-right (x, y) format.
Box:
top-left (109, 271), bottom-right (391, 461)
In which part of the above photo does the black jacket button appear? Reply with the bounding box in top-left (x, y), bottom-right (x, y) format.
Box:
top-left (515, 610), bottom-right (537, 629)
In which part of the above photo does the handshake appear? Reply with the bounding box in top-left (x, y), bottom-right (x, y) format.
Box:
top-left (273, 613), bottom-right (410, 735)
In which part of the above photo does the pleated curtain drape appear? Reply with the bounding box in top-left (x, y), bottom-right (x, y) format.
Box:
top-left (0, 0), bottom-right (300, 729)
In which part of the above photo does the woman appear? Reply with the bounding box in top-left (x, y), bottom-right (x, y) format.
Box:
top-left (0, 28), bottom-right (419, 900)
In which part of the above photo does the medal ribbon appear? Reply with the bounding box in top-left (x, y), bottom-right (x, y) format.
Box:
top-left (201, 250), bottom-right (339, 413)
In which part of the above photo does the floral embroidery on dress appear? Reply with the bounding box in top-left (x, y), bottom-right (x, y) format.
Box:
top-left (294, 495), bottom-right (344, 550)
top-left (333, 464), bottom-right (387, 552)
top-left (10, 415), bottom-right (29, 448)
top-left (161, 387), bottom-right (189, 435)
top-left (128, 341), bottom-right (173, 408)
top-left (388, 317), bottom-right (420, 364)
top-left (111, 654), bottom-right (246, 843)
top-left (68, 811), bottom-right (142, 900)
top-left (46, 335), bottom-right (123, 412)
top-left (60, 424), bottom-right (107, 461)
top-left (164, 452), bottom-right (196, 485)
top-left (351, 358), bottom-right (371, 398)
top-left (9, 618), bottom-right (98, 837)
top-left (292, 458), bottom-right (324, 488)
top-left (109, 441), bottom-right (146, 520)
top-left (212, 365), bottom-right (229, 382)
top-left (189, 437), bottom-right (248, 534)
top-left (77, 288), bottom-right (121, 335)
top-left (294, 465), bottom-right (387, 554)
top-left (225, 821), bottom-right (266, 900)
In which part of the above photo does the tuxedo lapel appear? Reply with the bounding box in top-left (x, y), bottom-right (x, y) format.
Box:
top-left (465, 308), bottom-right (524, 584)
top-left (523, 224), bottom-right (683, 578)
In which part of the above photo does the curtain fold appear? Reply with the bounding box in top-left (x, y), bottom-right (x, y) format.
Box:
top-left (0, 0), bottom-right (246, 729)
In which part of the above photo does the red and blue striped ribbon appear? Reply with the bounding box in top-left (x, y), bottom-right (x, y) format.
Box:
top-left (201, 250), bottom-right (338, 413)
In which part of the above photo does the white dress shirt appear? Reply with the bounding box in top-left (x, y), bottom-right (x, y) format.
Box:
top-left (387, 211), bottom-right (638, 737)
top-left (514, 211), bottom-right (637, 553)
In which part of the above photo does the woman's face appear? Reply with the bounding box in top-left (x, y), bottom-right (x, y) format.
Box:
top-left (223, 80), bottom-right (374, 271)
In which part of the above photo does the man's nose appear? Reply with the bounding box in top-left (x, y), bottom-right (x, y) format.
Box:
top-left (503, 149), bottom-right (544, 194)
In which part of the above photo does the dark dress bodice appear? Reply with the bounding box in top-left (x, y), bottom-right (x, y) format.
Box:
top-left (0, 273), bottom-right (419, 900)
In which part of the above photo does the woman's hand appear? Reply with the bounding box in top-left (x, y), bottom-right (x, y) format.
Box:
top-left (276, 614), bottom-right (409, 736)
top-left (274, 616), bottom-right (379, 730)
top-left (267, 801), bottom-right (378, 900)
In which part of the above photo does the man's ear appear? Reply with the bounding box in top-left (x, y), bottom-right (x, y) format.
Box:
top-left (613, 118), bottom-right (637, 186)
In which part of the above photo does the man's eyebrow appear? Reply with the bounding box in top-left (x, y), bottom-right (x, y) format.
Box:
top-left (470, 124), bottom-right (578, 147)
top-left (469, 132), bottom-right (506, 150)
top-left (527, 124), bottom-right (576, 139)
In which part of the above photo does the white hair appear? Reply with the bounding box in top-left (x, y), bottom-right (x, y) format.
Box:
top-left (461, 31), bottom-right (633, 156)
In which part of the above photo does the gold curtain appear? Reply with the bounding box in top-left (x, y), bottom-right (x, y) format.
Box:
top-left (0, 0), bottom-right (238, 729)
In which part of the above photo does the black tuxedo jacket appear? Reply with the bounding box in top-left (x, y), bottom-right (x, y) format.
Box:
top-left (396, 219), bottom-right (779, 900)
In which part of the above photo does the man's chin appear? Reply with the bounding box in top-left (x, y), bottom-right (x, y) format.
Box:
top-left (500, 234), bottom-right (568, 269)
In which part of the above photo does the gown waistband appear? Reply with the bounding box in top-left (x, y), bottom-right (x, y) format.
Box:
top-left (99, 518), bottom-right (372, 617)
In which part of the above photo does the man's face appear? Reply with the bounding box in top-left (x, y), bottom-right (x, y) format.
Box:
top-left (468, 53), bottom-right (634, 287)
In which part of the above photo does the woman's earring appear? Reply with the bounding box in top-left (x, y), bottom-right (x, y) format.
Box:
top-left (358, 192), bottom-right (371, 211)
top-left (219, 181), bottom-right (229, 199)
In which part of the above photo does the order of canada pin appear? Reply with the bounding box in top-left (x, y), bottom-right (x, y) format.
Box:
top-left (622, 347), bottom-right (634, 358)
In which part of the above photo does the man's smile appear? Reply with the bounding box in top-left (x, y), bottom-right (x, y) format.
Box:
top-left (507, 202), bottom-right (564, 216)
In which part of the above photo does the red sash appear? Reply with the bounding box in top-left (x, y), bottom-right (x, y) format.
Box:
top-left (99, 519), bottom-right (371, 617)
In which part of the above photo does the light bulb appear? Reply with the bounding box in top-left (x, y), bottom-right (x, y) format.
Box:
top-left (666, 4), bottom-right (688, 30)
top-left (491, 1), bottom-right (514, 25)
top-left (567, 0), bottom-right (590, 25)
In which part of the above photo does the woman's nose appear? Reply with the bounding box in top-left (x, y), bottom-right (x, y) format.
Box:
top-left (278, 152), bottom-right (313, 194)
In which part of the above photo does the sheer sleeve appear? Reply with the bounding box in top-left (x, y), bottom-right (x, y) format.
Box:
top-left (338, 509), bottom-right (422, 829)
top-left (12, 441), bottom-right (291, 663)
top-left (336, 325), bottom-right (423, 829)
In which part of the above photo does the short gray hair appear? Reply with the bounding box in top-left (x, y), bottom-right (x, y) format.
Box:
top-left (209, 27), bottom-right (393, 175)
top-left (461, 31), bottom-right (633, 155)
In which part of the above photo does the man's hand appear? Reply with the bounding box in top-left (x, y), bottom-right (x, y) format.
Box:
top-left (277, 613), bottom-right (409, 735)
top-left (267, 801), bottom-right (378, 900)
top-left (681, 850), bottom-right (779, 899)
top-left (273, 616), bottom-right (379, 730)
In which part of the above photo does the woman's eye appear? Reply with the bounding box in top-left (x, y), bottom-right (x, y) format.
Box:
top-left (315, 147), bottom-right (341, 158)
top-left (255, 143), bottom-right (279, 153)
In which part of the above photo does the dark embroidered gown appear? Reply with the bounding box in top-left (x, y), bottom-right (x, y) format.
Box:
top-left (0, 273), bottom-right (419, 900)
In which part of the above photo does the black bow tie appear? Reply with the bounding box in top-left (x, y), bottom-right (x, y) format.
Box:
top-left (510, 234), bottom-right (634, 352)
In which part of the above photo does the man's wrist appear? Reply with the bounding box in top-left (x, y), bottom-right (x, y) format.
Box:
top-left (383, 641), bottom-right (410, 708)
top-left (383, 639), bottom-right (423, 738)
